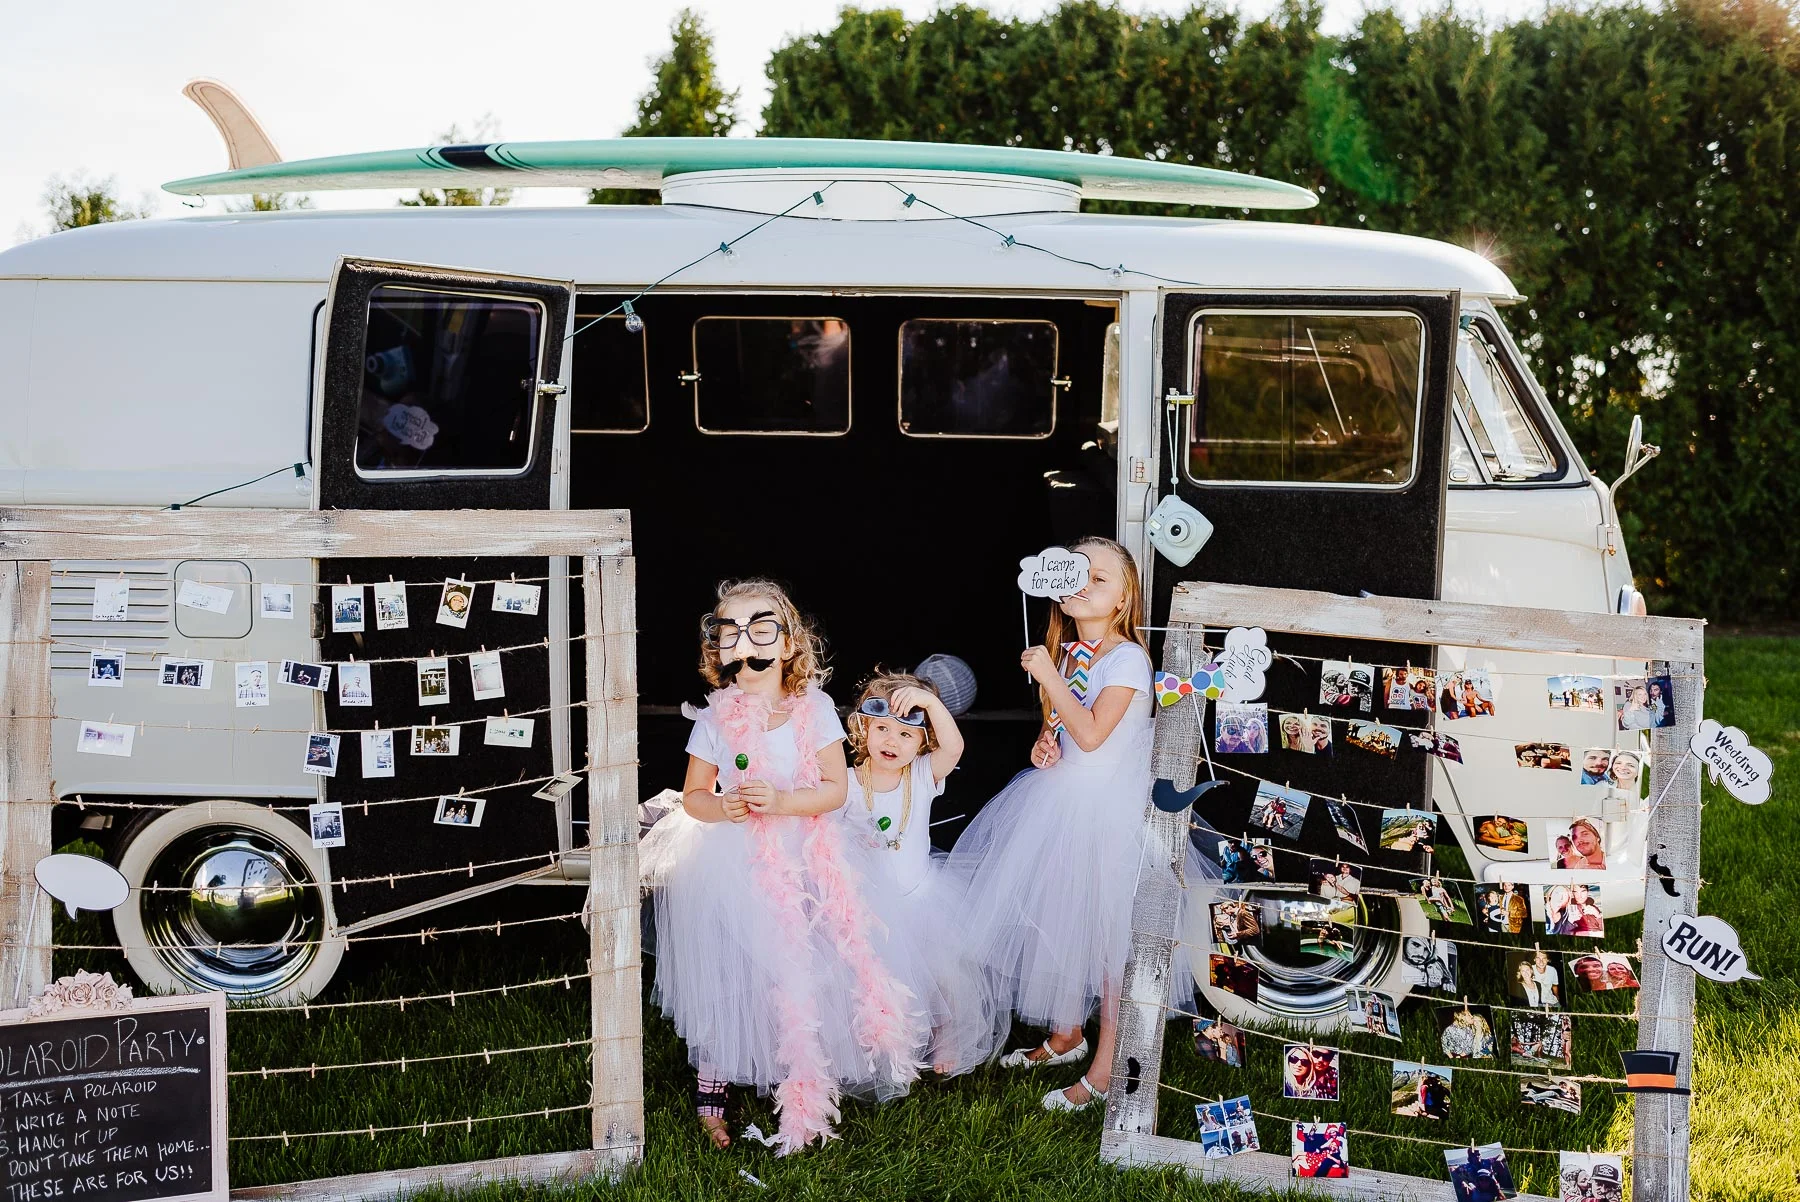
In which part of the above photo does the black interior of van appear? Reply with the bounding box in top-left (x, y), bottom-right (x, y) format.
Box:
top-left (568, 293), bottom-right (1119, 844)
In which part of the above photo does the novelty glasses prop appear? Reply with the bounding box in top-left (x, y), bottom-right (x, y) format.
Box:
top-left (701, 614), bottom-right (788, 650)
top-left (857, 697), bottom-right (928, 728)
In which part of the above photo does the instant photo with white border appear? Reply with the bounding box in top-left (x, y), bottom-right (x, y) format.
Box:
top-left (468, 650), bottom-right (505, 701)
top-left (177, 578), bottom-right (234, 614)
top-left (373, 580), bottom-right (409, 630)
top-left (76, 720), bottom-right (135, 757)
top-left (281, 659), bottom-right (331, 691)
top-left (416, 657), bottom-right (451, 706)
top-left (330, 584), bottom-right (366, 633)
top-left (90, 578), bottom-right (130, 622)
top-left (411, 724), bottom-right (461, 756)
top-left (337, 661), bottom-right (374, 707)
top-left (235, 661), bottom-right (271, 708)
top-left (436, 579), bottom-right (475, 629)
top-left (87, 649), bottom-right (125, 688)
top-left (361, 728), bottom-right (396, 778)
top-left (303, 732), bottom-right (341, 777)
top-left (309, 801), bottom-right (346, 849)
top-left (484, 716), bottom-right (535, 748)
top-left (157, 658), bottom-right (214, 690)
top-left (433, 796), bottom-right (486, 828)
top-left (533, 771), bottom-right (581, 801)
top-left (491, 581), bottom-right (541, 615)
top-left (260, 583), bottom-right (296, 620)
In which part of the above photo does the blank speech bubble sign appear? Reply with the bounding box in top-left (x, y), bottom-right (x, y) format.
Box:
top-left (35, 853), bottom-right (129, 919)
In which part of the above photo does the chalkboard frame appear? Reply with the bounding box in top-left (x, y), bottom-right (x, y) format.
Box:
top-left (0, 987), bottom-right (228, 1202)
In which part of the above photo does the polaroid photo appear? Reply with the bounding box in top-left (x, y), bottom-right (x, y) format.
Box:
top-left (1542, 883), bottom-right (1604, 937)
top-left (1248, 781), bottom-right (1310, 839)
top-left (532, 772), bottom-right (583, 802)
top-left (1436, 1005), bottom-right (1497, 1060)
top-left (235, 661), bottom-right (271, 708)
top-left (1324, 797), bottom-right (1366, 852)
top-left (361, 728), bottom-right (396, 779)
top-left (1479, 881), bottom-right (1529, 934)
top-left (1214, 702), bottom-right (1268, 754)
top-left (1345, 987), bottom-right (1402, 1041)
top-left (1345, 721), bottom-right (1403, 758)
top-left (491, 580), bottom-right (542, 615)
top-left (468, 649), bottom-right (506, 700)
top-left (1194, 1095), bottom-right (1259, 1158)
top-left (436, 579), bottom-right (475, 629)
top-left (1520, 1074), bottom-right (1582, 1114)
top-left (1409, 730), bottom-right (1463, 763)
top-left (1290, 1121), bottom-right (1349, 1180)
top-left (1554, 817), bottom-right (1606, 870)
top-left (1616, 674), bottom-right (1675, 730)
top-left (1193, 1018), bottom-right (1246, 1069)
top-left (1549, 674), bottom-right (1606, 711)
top-left (1401, 937), bottom-right (1457, 994)
top-left (1445, 1144), bottom-right (1514, 1199)
top-left (157, 658), bottom-right (214, 690)
top-left (1383, 665), bottom-right (1436, 712)
top-left (331, 584), bottom-right (365, 633)
top-left (1474, 815), bottom-right (1529, 854)
top-left (1411, 876), bottom-right (1472, 925)
top-left (433, 795), bottom-right (487, 828)
top-left (1569, 951), bottom-right (1639, 992)
top-left (1505, 948), bottom-right (1562, 1009)
top-left (484, 716), bottom-right (535, 748)
top-left (303, 733), bottom-right (340, 777)
top-left (1608, 749), bottom-right (1644, 796)
top-left (76, 719), bottom-right (134, 758)
top-left (1282, 1044), bottom-right (1340, 1101)
top-left (176, 578), bottom-right (234, 614)
top-left (1516, 741), bottom-right (1573, 770)
top-left (308, 801), bottom-right (345, 849)
top-left (1206, 954), bottom-right (1259, 1005)
top-left (1204, 833), bottom-right (1276, 884)
top-left (1307, 858), bottom-right (1362, 903)
top-left (91, 578), bottom-right (131, 622)
top-left (1440, 669), bottom-right (1496, 720)
top-left (1392, 1060), bottom-right (1452, 1121)
top-left (280, 659), bottom-right (331, 691)
top-left (411, 724), bottom-right (461, 756)
top-left (337, 662), bottom-right (373, 707)
top-left (1559, 1152), bottom-right (1624, 1202)
top-left (87, 649), bottom-right (125, 688)
top-left (1319, 660), bottom-right (1372, 712)
top-left (1509, 1009), bottom-right (1573, 1068)
top-left (1210, 899), bottom-right (1263, 948)
top-left (373, 580), bottom-right (410, 631)
top-left (259, 583), bottom-right (295, 620)
top-left (416, 657), bottom-right (451, 707)
top-left (1379, 807), bottom-right (1437, 852)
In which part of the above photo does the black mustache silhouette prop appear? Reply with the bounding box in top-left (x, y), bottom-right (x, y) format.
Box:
top-left (1152, 777), bottom-right (1228, 813)
top-left (718, 657), bottom-right (777, 680)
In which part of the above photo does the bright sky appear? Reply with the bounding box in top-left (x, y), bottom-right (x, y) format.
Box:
top-left (2, 0), bottom-right (1547, 245)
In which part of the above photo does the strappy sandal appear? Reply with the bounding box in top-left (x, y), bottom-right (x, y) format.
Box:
top-left (999, 1036), bottom-right (1089, 1069)
top-left (1042, 1074), bottom-right (1109, 1112)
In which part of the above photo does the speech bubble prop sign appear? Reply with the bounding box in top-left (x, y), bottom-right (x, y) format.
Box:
top-left (1216, 627), bottom-right (1272, 702)
top-left (1661, 914), bottom-right (1761, 983)
top-left (35, 853), bottom-right (129, 920)
top-left (1017, 547), bottom-right (1091, 602)
top-left (1691, 718), bottom-right (1772, 805)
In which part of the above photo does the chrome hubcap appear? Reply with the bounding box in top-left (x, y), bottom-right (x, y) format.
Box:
top-left (137, 827), bottom-right (323, 999)
top-left (1234, 889), bottom-right (1401, 1019)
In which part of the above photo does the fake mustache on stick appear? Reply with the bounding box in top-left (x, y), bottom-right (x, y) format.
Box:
top-left (718, 657), bottom-right (776, 681)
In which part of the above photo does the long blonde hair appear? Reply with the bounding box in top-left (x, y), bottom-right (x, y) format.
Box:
top-left (698, 578), bottom-right (829, 697)
top-left (846, 671), bottom-right (942, 766)
top-left (1039, 536), bottom-right (1147, 727)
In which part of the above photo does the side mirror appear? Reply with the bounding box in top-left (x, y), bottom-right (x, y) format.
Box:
top-left (1611, 414), bottom-right (1660, 500)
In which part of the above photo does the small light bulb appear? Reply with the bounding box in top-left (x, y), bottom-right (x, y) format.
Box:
top-left (292, 463), bottom-right (311, 495)
top-left (622, 302), bottom-right (643, 335)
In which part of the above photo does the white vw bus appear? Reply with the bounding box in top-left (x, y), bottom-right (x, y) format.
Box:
top-left (0, 136), bottom-right (1656, 1022)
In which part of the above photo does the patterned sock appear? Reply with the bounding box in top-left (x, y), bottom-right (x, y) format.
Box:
top-left (695, 1073), bottom-right (729, 1119)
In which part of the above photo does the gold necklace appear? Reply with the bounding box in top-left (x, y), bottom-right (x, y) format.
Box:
top-left (859, 761), bottom-right (912, 851)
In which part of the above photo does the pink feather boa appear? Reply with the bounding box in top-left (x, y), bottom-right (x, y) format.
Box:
top-left (711, 685), bottom-right (926, 1153)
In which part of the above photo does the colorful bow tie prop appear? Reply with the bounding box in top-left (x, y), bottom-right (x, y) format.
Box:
top-left (1156, 663), bottom-right (1227, 708)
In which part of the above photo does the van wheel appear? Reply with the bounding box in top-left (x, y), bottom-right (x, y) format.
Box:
top-left (110, 801), bottom-right (346, 1005)
top-left (1187, 884), bottom-right (1427, 1033)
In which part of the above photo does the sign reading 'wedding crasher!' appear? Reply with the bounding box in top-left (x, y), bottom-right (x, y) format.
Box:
top-left (1690, 718), bottom-right (1773, 805)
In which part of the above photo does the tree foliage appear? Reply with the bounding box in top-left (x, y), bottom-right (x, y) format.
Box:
top-left (400, 116), bottom-right (512, 207)
top-left (41, 172), bottom-right (153, 230)
top-left (225, 193), bottom-right (315, 213)
top-left (761, 0), bottom-right (1798, 621)
top-left (591, 8), bottom-right (738, 205)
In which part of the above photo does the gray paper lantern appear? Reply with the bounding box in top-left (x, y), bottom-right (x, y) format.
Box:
top-left (914, 653), bottom-right (978, 716)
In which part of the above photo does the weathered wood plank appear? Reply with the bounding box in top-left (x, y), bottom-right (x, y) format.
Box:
top-left (0, 507), bottom-right (631, 560)
top-left (585, 554), bottom-right (645, 1162)
top-left (1100, 1130), bottom-right (1557, 1201)
top-left (1632, 656), bottom-right (1701, 1202)
top-left (1170, 580), bottom-right (1703, 663)
top-left (230, 1147), bottom-right (623, 1202)
top-left (0, 562), bottom-right (54, 1007)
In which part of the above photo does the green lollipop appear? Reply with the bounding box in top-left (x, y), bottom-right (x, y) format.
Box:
top-left (735, 753), bottom-right (749, 772)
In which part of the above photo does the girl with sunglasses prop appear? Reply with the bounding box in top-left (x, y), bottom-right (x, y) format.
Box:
top-left (640, 580), bottom-right (929, 1154)
top-left (949, 537), bottom-right (1197, 1112)
top-left (843, 672), bottom-right (1008, 1077)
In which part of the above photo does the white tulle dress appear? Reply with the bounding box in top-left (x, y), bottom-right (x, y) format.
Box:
top-left (948, 641), bottom-right (1192, 1031)
top-left (839, 752), bottom-right (1008, 1075)
top-left (639, 685), bottom-right (931, 1153)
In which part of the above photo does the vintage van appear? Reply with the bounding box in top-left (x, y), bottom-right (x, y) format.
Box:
top-left (0, 134), bottom-right (1657, 1023)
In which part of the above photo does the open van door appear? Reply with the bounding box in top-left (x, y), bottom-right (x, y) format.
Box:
top-left (312, 258), bottom-right (575, 930)
top-left (1149, 291), bottom-right (1457, 1022)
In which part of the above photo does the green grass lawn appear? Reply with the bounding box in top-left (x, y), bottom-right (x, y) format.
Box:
top-left (52, 638), bottom-right (1798, 1199)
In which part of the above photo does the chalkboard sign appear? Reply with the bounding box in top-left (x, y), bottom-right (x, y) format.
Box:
top-left (0, 984), bottom-right (226, 1202)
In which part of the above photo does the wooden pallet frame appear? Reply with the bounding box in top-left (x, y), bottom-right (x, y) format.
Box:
top-left (1101, 581), bottom-right (1704, 1202)
top-left (0, 507), bottom-right (642, 1199)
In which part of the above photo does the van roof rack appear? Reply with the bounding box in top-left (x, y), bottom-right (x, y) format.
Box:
top-left (162, 136), bottom-right (1317, 211)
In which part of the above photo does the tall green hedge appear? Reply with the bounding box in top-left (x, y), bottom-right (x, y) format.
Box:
top-left (762, 0), bottom-right (1798, 622)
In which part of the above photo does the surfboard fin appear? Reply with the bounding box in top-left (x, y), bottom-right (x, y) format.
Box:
top-left (181, 78), bottom-right (282, 169)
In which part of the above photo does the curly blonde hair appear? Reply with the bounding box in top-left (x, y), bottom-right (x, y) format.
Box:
top-left (697, 578), bottom-right (829, 697)
top-left (846, 671), bottom-right (941, 766)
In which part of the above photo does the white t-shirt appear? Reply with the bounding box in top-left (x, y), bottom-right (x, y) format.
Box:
top-left (1059, 641), bottom-right (1154, 770)
top-left (844, 751), bottom-right (944, 895)
top-left (685, 690), bottom-right (846, 792)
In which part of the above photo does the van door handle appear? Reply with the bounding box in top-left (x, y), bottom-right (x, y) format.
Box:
top-left (678, 371), bottom-right (701, 385)
top-left (534, 380), bottom-right (566, 396)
